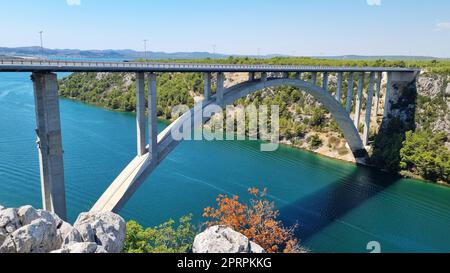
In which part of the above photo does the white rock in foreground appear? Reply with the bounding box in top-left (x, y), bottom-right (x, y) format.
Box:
top-left (51, 242), bottom-right (107, 253)
top-left (73, 211), bottom-right (125, 253)
top-left (0, 204), bottom-right (125, 254)
top-left (193, 226), bottom-right (265, 253)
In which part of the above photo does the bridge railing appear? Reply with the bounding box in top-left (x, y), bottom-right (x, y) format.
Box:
top-left (0, 59), bottom-right (419, 73)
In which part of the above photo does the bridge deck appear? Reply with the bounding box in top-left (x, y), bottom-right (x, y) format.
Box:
top-left (0, 59), bottom-right (419, 73)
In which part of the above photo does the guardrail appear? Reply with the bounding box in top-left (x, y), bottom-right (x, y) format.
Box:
top-left (0, 59), bottom-right (419, 73)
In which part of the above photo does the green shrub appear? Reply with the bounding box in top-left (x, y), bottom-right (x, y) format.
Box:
top-left (307, 134), bottom-right (323, 150)
top-left (337, 147), bottom-right (349, 156)
top-left (124, 214), bottom-right (197, 253)
top-left (400, 130), bottom-right (450, 183)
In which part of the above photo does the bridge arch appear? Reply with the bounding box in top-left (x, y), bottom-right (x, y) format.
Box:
top-left (159, 77), bottom-right (366, 164)
top-left (2, 60), bottom-right (418, 217)
top-left (92, 77), bottom-right (367, 213)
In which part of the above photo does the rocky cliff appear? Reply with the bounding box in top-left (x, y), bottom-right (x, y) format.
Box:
top-left (416, 73), bottom-right (450, 149)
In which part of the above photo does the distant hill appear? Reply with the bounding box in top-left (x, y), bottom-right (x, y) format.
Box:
top-left (0, 46), bottom-right (230, 60)
top-left (0, 47), bottom-right (446, 61)
top-left (0, 54), bottom-right (24, 60)
top-left (0, 46), bottom-right (255, 60)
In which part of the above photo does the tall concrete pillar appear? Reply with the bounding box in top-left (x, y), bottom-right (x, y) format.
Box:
top-left (335, 72), bottom-right (343, 102)
top-left (203, 72), bottom-right (212, 101)
top-left (136, 72), bottom-right (146, 156)
top-left (296, 72), bottom-right (302, 80)
top-left (363, 72), bottom-right (375, 146)
top-left (261, 72), bottom-right (268, 82)
top-left (383, 72), bottom-right (392, 118)
top-left (248, 72), bottom-right (255, 82)
top-left (382, 71), bottom-right (418, 120)
top-left (216, 72), bottom-right (225, 106)
top-left (311, 72), bottom-right (317, 85)
top-left (322, 72), bottom-right (329, 91)
top-left (354, 72), bottom-right (365, 129)
top-left (148, 73), bottom-right (158, 163)
top-left (346, 72), bottom-right (355, 113)
top-left (380, 71), bottom-right (418, 132)
top-left (282, 72), bottom-right (289, 78)
top-left (374, 72), bottom-right (382, 116)
top-left (32, 72), bottom-right (67, 220)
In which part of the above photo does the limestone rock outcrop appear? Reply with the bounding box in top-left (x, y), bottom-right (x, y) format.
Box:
top-left (0, 205), bottom-right (125, 253)
top-left (193, 225), bottom-right (265, 253)
top-left (73, 211), bottom-right (125, 253)
top-left (417, 75), bottom-right (446, 98)
top-left (416, 73), bottom-right (450, 150)
top-left (51, 242), bottom-right (108, 253)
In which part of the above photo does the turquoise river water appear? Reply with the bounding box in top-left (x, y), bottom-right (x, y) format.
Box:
top-left (0, 72), bottom-right (449, 253)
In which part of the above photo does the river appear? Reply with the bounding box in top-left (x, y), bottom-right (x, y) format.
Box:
top-left (0, 72), bottom-right (449, 253)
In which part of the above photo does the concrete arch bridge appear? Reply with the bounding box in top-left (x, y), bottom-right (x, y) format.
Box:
top-left (0, 60), bottom-right (419, 219)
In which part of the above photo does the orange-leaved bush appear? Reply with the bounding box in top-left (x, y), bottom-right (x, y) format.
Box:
top-left (203, 188), bottom-right (304, 253)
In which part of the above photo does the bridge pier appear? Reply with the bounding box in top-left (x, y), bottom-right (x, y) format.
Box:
top-left (346, 72), bottom-right (354, 113)
top-left (322, 72), bottom-right (329, 91)
top-left (335, 72), bottom-right (343, 101)
top-left (261, 72), bottom-right (267, 82)
top-left (374, 72), bottom-right (382, 116)
top-left (216, 72), bottom-right (225, 105)
top-left (311, 72), bottom-right (317, 85)
top-left (32, 72), bottom-right (67, 220)
top-left (354, 72), bottom-right (365, 129)
top-left (383, 72), bottom-right (393, 118)
top-left (136, 72), bottom-right (146, 156)
top-left (248, 72), bottom-right (255, 81)
top-left (363, 72), bottom-right (375, 146)
top-left (203, 72), bottom-right (212, 101)
top-left (296, 72), bottom-right (302, 80)
top-left (148, 73), bottom-right (158, 163)
top-left (382, 71), bottom-right (418, 126)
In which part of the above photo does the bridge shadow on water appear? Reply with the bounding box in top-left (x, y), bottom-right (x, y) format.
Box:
top-left (278, 165), bottom-right (402, 242)
top-left (279, 75), bottom-right (419, 242)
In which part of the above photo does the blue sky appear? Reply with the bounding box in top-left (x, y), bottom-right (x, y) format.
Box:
top-left (0, 0), bottom-right (449, 57)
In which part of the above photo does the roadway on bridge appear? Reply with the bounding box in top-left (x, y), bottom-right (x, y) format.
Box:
top-left (0, 59), bottom-right (419, 73)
